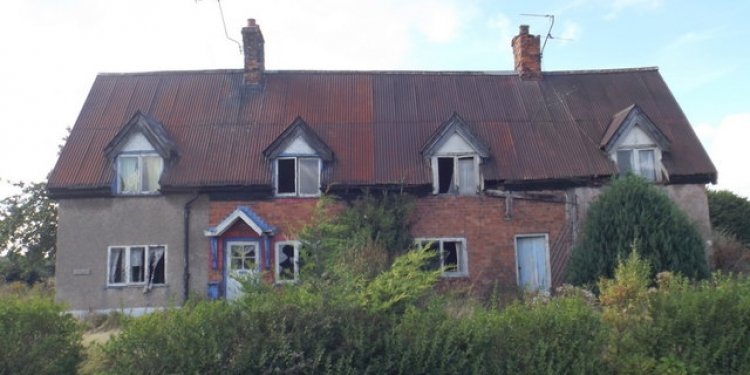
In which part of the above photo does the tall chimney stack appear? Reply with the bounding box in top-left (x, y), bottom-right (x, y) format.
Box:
top-left (511, 25), bottom-right (542, 81)
top-left (242, 18), bottom-right (265, 87)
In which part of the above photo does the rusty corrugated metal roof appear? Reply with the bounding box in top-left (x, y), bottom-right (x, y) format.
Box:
top-left (48, 68), bottom-right (717, 195)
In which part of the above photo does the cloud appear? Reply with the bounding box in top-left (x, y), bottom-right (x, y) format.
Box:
top-left (666, 28), bottom-right (722, 52)
top-left (605, 0), bottom-right (663, 19)
top-left (697, 113), bottom-right (750, 198)
top-left (558, 20), bottom-right (582, 42)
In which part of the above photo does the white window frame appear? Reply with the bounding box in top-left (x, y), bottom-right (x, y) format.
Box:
top-left (431, 155), bottom-right (481, 195)
top-left (275, 241), bottom-right (301, 283)
top-left (107, 245), bottom-right (167, 287)
top-left (414, 237), bottom-right (468, 277)
top-left (275, 156), bottom-right (321, 197)
top-left (616, 147), bottom-right (660, 182)
top-left (116, 152), bottom-right (164, 195)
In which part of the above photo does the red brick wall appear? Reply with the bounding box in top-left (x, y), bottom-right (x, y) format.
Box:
top-left (207, 194), bottom-right (568, 293)
top-left (412, 194), bottom-right (567, 291)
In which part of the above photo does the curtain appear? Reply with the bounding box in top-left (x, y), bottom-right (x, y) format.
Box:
top-left (639, 149), bottom-right (656, 181)
top-left (109, 248), bottom-right (123, 283)
top-left (131, 247), bottom-right (145, 283)
top-left (118, 157), bottom-right (138, 193)
top-left (145, 246), bottom-right (165, 292)
top-left (142, 156), bottom-right (163, 192)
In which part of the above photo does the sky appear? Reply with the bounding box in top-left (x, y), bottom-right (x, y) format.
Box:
top-left (1, 0), bottom-right (748, 198)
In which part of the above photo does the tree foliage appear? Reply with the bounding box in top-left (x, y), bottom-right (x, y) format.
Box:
top-left (707, 189), bottom-right (750, 245)
top-left (0, 181), bottom-right (57, 284)
top-left (566, 175), bottom-right (708, 285)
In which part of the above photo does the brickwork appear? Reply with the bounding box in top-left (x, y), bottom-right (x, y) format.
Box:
top-left (242, 18), bottom-right (265, 86)
top-left (511, 25), bottom-right (542, 80)
top-left (412, 194), bottom-right (567, 291)
top-left (207, 194), bottom-right (568, 295)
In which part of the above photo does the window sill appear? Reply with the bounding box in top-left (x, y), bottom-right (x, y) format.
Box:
top-left (116, 192), bottom-right (162, 197)
top-left (105, 284), bottom-right (169, 290)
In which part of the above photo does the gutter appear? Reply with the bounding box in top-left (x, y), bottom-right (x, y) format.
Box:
top-left (183, 192), bottom-right (200, 303)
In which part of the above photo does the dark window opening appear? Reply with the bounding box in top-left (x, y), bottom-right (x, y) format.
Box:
top-left (437, 157), bottom-right (454, 194)
top-left (277, 159), bottom-right (296, 194)
top-left (421, 241), bottom-right (441, 271)
top-left (150, 254), bottom-right (165, 284)
top-left (279, 244), bottom-right (296, 281)
top-left (443, 241), bottom-right (458, 272)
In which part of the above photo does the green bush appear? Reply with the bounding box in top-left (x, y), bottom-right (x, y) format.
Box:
top-left (566, 175), bottom-right (709, 285)
top-left (643, 273), bottom-right (750, 375)
top-left (0, 285), bottom-right (83, 375)
top-left (708, 190), bottom-right (750, 245)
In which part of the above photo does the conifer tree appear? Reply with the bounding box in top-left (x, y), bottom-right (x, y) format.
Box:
top-left (566, 175), bottom-right (708, 285)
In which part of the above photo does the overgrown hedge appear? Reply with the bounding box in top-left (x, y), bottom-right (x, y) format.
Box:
top-left (92, 256), bottom-right (750, 375)
top-left (0, 283), bottom-right (83, 375)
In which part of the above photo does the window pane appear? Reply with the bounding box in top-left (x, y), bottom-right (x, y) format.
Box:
top-left (141, 156), bottom-right (163, 192)
top-left (419, 241), bottom-right (442, 271)
top-left (638, 150), bottom-right (656, 181)
top-left (457, 157), bottom-right (476, 195)
top-left (437, 157), bottom-right (454, 194)
top-left (148, 246), bottom-right (166, 285)
top-left (616, 150), bottom-right (633, 177)
top-left (118, 157), bottom-right (139, 193)
top-left (298, 158), bottom-right (320, 195)
top-left (443, 241), bottom-right (459, 272)
top-left (277, 159), bottom-right (296, 194)
top-left (109, 248), bottom-right (125, 284)
top-left (277, 244), bottom-right (297, 281)
top-left (130, 247), bottom-right (145, 283)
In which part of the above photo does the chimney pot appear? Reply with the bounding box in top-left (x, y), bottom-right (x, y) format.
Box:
top-left (247, 18), bottom-right (256, 27)
top-left (519, 25), bottom-right (529, 35)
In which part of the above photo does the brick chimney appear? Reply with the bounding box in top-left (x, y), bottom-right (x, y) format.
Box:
top-left (242, 18), bottom-right (265, 87)
top-left (511, 25), bottom-right (542, 81)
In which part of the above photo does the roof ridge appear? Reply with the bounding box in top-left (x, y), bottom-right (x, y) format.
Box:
top-left (96, 67), bottom-right (659, 77)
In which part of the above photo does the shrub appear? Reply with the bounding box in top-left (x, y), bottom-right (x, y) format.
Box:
top-left (0, 284), bottom-right (83, 375)
top-left (566, 175), bottom-right (709, 285)
top-left (708, 190), bottom-right (750, 245)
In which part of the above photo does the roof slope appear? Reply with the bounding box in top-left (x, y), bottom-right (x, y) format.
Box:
top-left (48, 68), bottom-right (716, 195)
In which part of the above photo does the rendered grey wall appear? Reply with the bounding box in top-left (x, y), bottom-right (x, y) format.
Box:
top-left (571, 183), bottom-right (713, 253)
top-left (55, 194), bottom-right (209, 314)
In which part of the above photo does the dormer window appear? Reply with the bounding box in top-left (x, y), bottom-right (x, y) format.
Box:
top-left (103, 111), bottom-right (180, 196)
top-left (601, 105), bottom-right (671, 183)
top-left (436, 155), bottom-right (479, 195)
top-left (276, 156), bottom-right (321, 197)
top-left (263, 117), bottom-right (334, 198)
top-left (617, 148), bottom-right (656, 181)
top-left (117, 153), bottom-right (164, 194)
top-left (422, 113), bottom-right (490, 196)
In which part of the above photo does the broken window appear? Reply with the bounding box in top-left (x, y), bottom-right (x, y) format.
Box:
top-left (414, 238), bottom-right (468, 276)
top-left (275, 241), bottom-right (300, 282)
top-left (617, 148), bottom-right (657, 181)
top-left (116, 154), bottom-right (163, 194)
top-left (107, 245), bottom-right (167, 287)
top-left (434, 156), bottom-right (478, 195)
top-left (276, 157), bottom-right (321, 196)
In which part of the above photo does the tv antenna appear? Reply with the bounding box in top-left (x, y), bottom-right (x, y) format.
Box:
top-left (519, 14), bottom-right (573, 56)
top-left (196, 0), bottom-right (243, 53)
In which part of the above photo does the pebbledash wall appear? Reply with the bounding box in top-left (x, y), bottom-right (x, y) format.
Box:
top-left (55, 194), bottom-right (210, 315)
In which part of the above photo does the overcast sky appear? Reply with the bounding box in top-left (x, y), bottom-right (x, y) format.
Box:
top-left (1, 0), bottom-right (748, 198)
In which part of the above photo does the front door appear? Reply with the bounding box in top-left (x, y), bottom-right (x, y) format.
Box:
top-left (226, 241), bottom-right (258, 300)
top-left (516, 235), bottom-right (550, 292)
